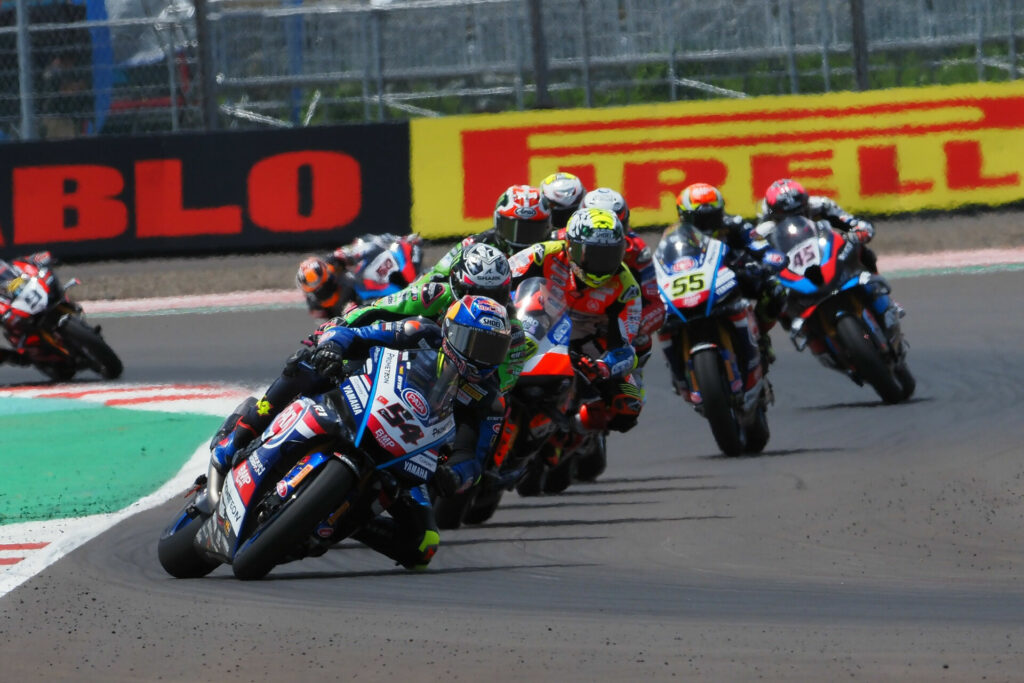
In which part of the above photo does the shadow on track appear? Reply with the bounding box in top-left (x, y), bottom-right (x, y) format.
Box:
top-left (480, 514), bottom-right (731, 530)
top-left (699, 446), bottom-right (845, 460)
top-left (804, 396), bottom-right (932, 410)
top-left (228, 562), bottom-right (600, 581)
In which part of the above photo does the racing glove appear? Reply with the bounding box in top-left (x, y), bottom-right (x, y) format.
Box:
top-left (576, 355), bottom-right (611, 382)
top-left (311, 326), bottom-right (356, 377)
top-left (846, 221), bottom-right (874, 245)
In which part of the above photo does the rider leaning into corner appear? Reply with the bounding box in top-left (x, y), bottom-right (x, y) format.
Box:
top-left (571, 187), bottom-right (665, 370)
top-left (342, 240), bottom-right (527, 396)
top-left (208, 296), bottom-right (512, 570)
top-left (509, 206), bottom-right (643, 463)
top-left (0, 251), bottom-right (57, 367)
top-left (752, 178), bottom-right (904, 328)
top-left (296, 233), bottom-right (424, 319)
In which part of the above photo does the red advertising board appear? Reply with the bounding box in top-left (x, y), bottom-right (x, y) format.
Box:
top-left (0, 124), bottom-right (411, 260)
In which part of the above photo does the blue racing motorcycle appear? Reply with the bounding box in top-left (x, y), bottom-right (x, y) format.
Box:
top-left (654, 224), bottom-right (773, 456)
top-left (158, 346), bottom-right (457, 580)
top-left (768, 216), bottom-right (914, 404)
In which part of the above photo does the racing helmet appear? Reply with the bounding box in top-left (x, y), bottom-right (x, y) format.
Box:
top-left (296, 257), bottom-right (341, 305)
top-left (449, 243), bottom-right (513, 305)
top-left (676, 183), bottom-right (726, 236)
top-left (581, 187), bottom-right (630, 230)
top-left (493, 185), bottom-right (553, 251)
top-left (564, 207), bottom-right (626, 288)
top-left (441, 295), bottom-right (513, 383)
top-left (540, 172), bottom-right (587, 228)
top-left (763, 179), bottom-right (810, 219)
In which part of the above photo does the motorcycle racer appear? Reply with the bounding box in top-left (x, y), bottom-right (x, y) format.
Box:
top-left (756, 179), bottom-right (903, 328)
top-left (509, 207), bottom-right (643, 437)
top-left (209, 296), bottom-right (511, 570)
top-left (756, 178), bottom-right (878, 274)
top-left (576, 187), bottom-right (664, 367)
top-left (419, 185), bottom-right (553, 288)
top-left (0, 251), bottom-right (57, 367)
top-left (296, 232), bottom-right (423, 318)
top-left (672, 183), bottom-right (788, 374)
top-left (340, 242), bottom-right (526, 394)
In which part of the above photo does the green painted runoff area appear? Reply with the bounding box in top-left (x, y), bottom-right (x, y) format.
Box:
top-left (0, 397), bottom-right (220, 525)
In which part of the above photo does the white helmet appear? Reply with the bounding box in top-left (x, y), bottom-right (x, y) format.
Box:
top-left (449, 243), bottom-right (512, 305)
top-left (581, 187), bottom-right (630, 230)
top-left (540, 172), bottom-right (587, 228)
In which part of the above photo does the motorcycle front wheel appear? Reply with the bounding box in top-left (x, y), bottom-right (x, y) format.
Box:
top-left (692, 349), bottom-right (744, 456)
top-left (835, 316), bottom-right (903, 404)
top-left (61, 317), bottom-right (123, 379)
top-left (158, 494), bottom-right (221, 579)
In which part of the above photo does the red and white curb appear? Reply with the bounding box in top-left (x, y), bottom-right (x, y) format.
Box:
top-left (0, 382), bottom-right (257, 597)
top-left (878, 247), bottom-right (1024, 272)
top-left (0, 382), bottom-right (254, 414)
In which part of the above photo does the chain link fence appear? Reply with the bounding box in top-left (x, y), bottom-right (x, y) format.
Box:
top-left (1, 0), bottom-right (1021, 140)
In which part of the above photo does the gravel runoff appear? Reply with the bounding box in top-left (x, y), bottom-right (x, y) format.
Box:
top-left (53, 207), bottom-right (1024, 301)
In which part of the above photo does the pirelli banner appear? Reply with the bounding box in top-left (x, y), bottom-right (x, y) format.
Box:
top-left (0, 124), bottom-right (411, 261)
top-left (411, 81), bottom-right (1024, 238)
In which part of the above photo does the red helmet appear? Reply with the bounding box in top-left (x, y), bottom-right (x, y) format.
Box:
top-left (493, 185), bottom-right (553, 251)
top-left (763, 179), bottom-right (810, 219)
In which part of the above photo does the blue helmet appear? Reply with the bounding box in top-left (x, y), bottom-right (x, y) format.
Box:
top-left (441, 295), bottom-right (512, 382)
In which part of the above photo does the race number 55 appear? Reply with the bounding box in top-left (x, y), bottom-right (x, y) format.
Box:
top-left (671, 273), bottom-right (705, 297)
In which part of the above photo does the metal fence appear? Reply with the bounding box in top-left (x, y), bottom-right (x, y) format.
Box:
top-left (1, 0), bottom-right (1021, 140)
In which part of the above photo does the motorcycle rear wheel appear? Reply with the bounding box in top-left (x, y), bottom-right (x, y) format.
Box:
top-left (895, 362), bottom-right (916, 400)
top-left (543, 456), bottom-right (574, 494)
top-left (232, 458), bottom-right (354, 580)
top-left (835, 316), bottom-right (903, 404)
top-left (463, 489), bottom-right (503, 525)
top-left (692, 349), bottom-right (743, 456)
top-left (574, 433), bottom-right (607, 482)
top-left (61, 317), bottom-right (123, 379)
top-left (743, 403), bottom-right (770, 454)
top-left (434, 488), bottom-right (476, 530)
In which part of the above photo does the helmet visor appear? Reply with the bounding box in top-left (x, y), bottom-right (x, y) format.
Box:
top-left (446, 323), bottom-right (511, 368)
top-left (496, 215), bottom-right (552, 247)
top-left (569, 240), bottom-right (626, 278)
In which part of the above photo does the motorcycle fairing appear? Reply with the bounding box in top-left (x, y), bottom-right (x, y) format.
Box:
top-left (198, 397), bottom-right (343, 559)
top-left (347, 347), bottom-right (454, 469)
top-left (654, 236), bottom-right (735, 322)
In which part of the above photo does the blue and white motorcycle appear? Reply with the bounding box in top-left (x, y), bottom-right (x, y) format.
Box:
top-left (654, 224), bottom-right (773, 456)
top-left (158, 346), bottom-right (456, 580)
top-left (768, 216), bottom-right (914, 404)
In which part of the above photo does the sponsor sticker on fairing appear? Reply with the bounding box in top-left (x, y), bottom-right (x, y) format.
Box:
top-left (403, 388), bottom-right (429, 417)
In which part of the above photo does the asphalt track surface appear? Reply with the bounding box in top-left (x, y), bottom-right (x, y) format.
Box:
top-left (1, 269), bottom-right (1024, 681)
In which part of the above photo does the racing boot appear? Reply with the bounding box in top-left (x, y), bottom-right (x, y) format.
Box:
top-left (353, 489), bottom-right (439, 570)
top-left (210, 432), bottom-right (242, 474)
